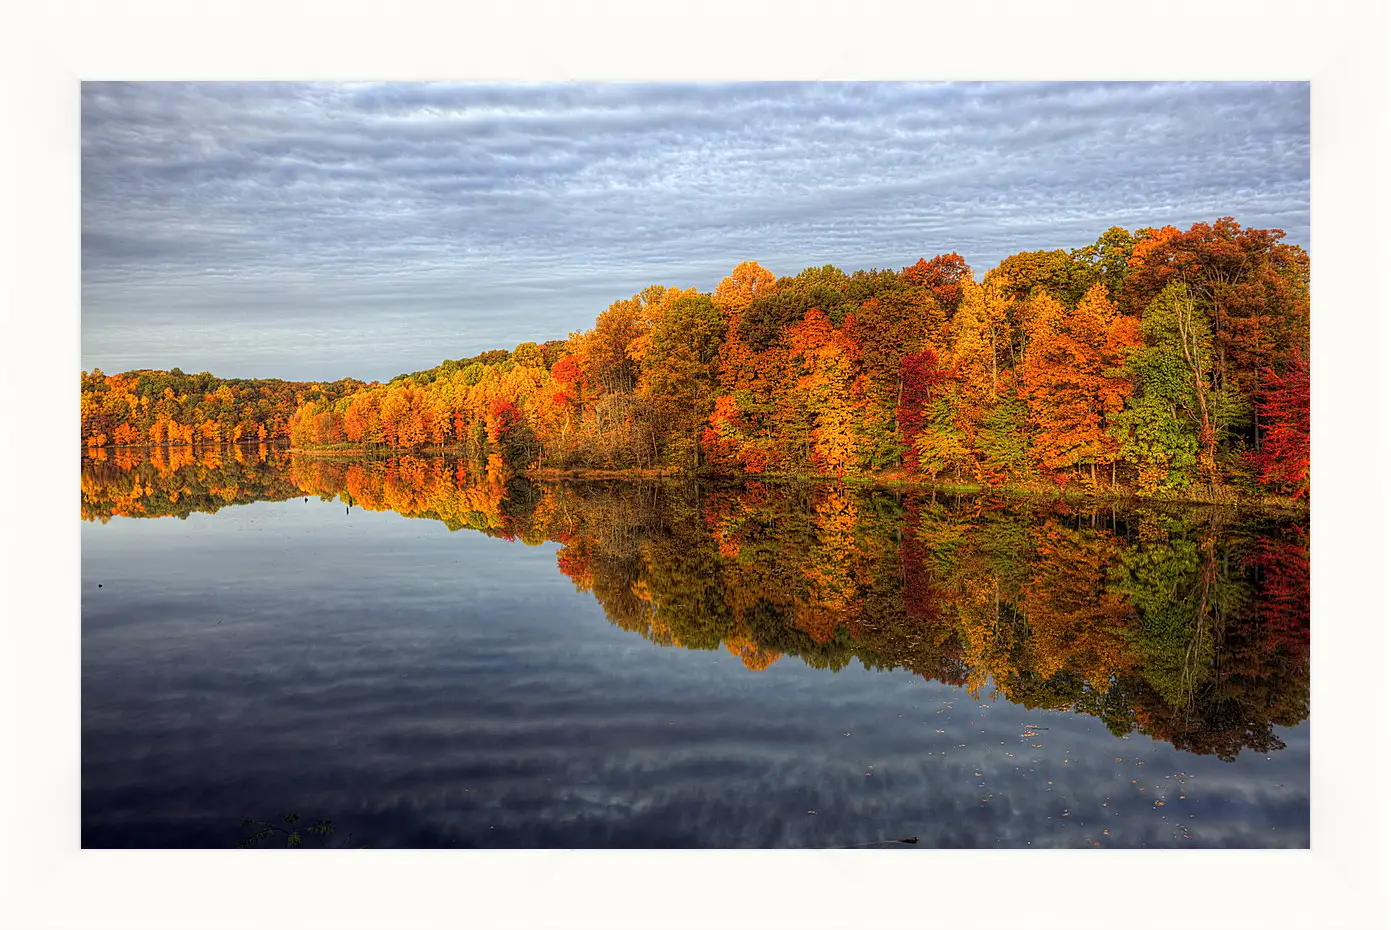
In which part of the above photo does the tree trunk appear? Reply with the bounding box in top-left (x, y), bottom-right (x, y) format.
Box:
top-left (894, 372), bottom-right (904, 433)
top-left (1253, 369), bottom-right (1262, 452)
top-left (1175, 289), bottom-right (1219, 489)
top-left (990, 336), bottom-right (998, 392)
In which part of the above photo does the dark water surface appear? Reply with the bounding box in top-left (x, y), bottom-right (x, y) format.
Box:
top-left (81, 448), bottom-right (1309, 848)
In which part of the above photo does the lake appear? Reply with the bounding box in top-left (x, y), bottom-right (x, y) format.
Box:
top-left (81, 446), bottom-right (1309, 848)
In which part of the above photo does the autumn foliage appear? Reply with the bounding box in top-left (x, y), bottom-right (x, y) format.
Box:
top-left (82, 219), bottom-right (1309, 500)
top-left (81, 369), bottom-right (365, 451)
top-left (1249, 350), bottom-right (1310, 499)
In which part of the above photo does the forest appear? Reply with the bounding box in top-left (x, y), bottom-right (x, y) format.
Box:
top-left (80, 218), bottom-right (1310, 502)
top-left (82, 449), bottom-right (1310, 762)
top-left (80, 368), bottom-right (366, 449)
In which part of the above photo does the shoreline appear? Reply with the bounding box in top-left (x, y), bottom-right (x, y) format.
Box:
top-left (525, 467), bottom-right (1309, 514)
top-left (88, 442), bottom-right (1307, 512)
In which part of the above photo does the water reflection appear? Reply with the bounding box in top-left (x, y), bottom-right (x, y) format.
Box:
top-left (82, 449), bottom-right (1309, 763)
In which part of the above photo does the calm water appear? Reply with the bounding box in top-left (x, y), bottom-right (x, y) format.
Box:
top-left (81, 447), bottom-right (1309, 848)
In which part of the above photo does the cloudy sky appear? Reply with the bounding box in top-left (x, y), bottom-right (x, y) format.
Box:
top-left (81, 81), bottom-right (1309, 383)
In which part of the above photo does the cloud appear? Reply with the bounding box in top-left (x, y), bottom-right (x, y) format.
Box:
top-left (81, 81), bottom-right (1309, 381)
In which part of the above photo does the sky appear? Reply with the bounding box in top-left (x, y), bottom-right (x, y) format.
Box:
top-left (81, 81), bottom-right (1310, 383)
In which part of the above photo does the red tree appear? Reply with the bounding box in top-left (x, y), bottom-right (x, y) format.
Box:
top-left (897, 349), bottom-right (952, 472)
top-left (902, 253), bottom-right (972, 313)
top-left (1250, 352), bottom-right (1309, 498)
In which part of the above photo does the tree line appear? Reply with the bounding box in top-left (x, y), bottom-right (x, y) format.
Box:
top-left (81, 368), bottom-right (366, 450)
top-left (81, 218), bottom-right (1310, 500)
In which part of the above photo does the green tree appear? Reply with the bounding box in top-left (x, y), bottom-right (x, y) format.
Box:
top-left (636, 292), bottom-right (726, 468)
top-left (1111, 283), bottom-right (1238, 493)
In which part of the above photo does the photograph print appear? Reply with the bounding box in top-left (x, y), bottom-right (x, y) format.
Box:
top-left (80, 81), bottom-right (1310, 850)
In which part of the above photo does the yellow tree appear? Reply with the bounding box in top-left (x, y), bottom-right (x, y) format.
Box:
top-left (787, 309), bottom-right (864, 476)
top-left (937, 278), bottom-right (1023, 482)
top-left (712, 260), bottom-right (776, 323)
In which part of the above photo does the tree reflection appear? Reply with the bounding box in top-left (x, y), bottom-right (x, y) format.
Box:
top-left (81, 444), bottom-right (299, 522)
top-left (83, 451), bottom-right (1309, 760)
